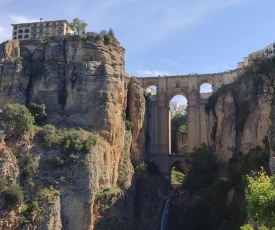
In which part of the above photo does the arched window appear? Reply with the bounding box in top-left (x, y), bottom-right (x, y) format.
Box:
top-left (24, 34), bottom-right (29, 39)
top-left (13, 31), bottom-right (17, 35)
top-left (24, 29), bottom-right (29, 33)
top-left (18, 29), bottom-right (23, 34)
top-left (145, 84), bottom-right (157, 101)
top-left (18, 35), bottom-right (23, 39)
top-left (200, 83), bottom-right (213, 99)
top-left (13, 36), bottom-right (17, 40)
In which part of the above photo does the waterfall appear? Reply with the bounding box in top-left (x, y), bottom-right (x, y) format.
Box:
top-left (160, 199), bottom-right (170, 230)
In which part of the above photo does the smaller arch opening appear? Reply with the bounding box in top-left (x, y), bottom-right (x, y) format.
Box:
top-left (24, 29), bottom-right (29, 33)
top-left (18, 35), bottom-right (23, 39)
top-left (13, 31), bottom-right (17, 35)
top-left (145, 84), bottom-right (157, 101)
top-left (170, 161), bottom-right (186, 186)
top-left (24, 34), bottom-right (29, 39)
top-left (200, 83), bottom-right (213, 99)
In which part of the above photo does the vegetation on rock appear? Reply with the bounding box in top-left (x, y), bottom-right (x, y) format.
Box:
top-left (0, 103), bottom-right (35, 140)
top-left (71, 17), bottom-right (88, 34)
top-left (38, 126), bottom-right (97, 154)
top-left (29, 102), bottom-right (47, 124)
top-left (100, 28), bottom-right (118, 45)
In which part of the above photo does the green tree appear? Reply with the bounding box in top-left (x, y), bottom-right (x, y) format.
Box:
top-left (100, 28), bottom-right (118, 44)
top-left (71, 18), bottom-right (88, 34)
top-left (245, 170), bottom-right (275, 229)
top-left (29, 102), bottom-right (47, 124)
top-left (183, 144), bottom-right (217, 189)
top-left (0, 103), bottom-right (34, 140)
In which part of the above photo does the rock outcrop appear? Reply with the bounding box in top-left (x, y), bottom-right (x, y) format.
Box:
top-left (0, 35), bottom-right (149, 230)
top-left (206, 84), bottom-right (271, 165)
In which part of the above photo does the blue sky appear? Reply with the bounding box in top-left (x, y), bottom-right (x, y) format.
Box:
top-left (0, 0), bottom-right (275, 104)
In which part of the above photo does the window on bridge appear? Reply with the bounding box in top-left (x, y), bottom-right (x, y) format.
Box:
top-left (200, 83), bottom-right (213, 99)
top-left (170, 95), bottom-right (188, 155)
top-left (145, 85), bottom-right (157, 101)
top-left (170, 161), bottom-right (186, 186)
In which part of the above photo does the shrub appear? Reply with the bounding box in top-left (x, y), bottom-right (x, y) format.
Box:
top-left (135, 162), bottom-right (147, 176)
top-left (95, 187), bottom-right (123, 201)
top-left (53, 157), bottom-right (65, 167)
top-left (38, 186), bottom-right (60, 205)
top-left (21, 154), bottom-right (39, 179)
top-left (38, 124), bottom-right (57, 147)
top-left (60, 129), bottom-right (97, 154)
top-left (29, 102), bottom-right (47, 124)
top-left (1, 183), bottom-right (24, 206)
top-left (100, 28), bottom-right (118, 45)
top-left (125, 120), bottom-right (134, 130)
top-left (0, 103), bottom-right (34, 140)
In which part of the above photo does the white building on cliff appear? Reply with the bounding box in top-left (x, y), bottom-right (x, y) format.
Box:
top-left (11, 19), bottom-right (74, 40)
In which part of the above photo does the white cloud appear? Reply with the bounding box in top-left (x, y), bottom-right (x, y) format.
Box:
top-left (137, 69), bottom-right (170, 77)
top-left (10, 15), bottom-right (39, 23)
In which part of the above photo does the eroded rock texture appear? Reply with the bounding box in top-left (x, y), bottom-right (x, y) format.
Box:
top-left (0, 36), bottom-right (151, 230)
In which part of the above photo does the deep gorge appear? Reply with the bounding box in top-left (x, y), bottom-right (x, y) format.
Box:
top-left (0, 35), bottom-right (274, 229)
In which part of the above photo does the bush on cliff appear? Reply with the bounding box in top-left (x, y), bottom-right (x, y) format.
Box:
top-left (38, 126), bottom-right (97, 154)
top-left (0, 103), bottom-right (35, 140)
top-left (0, 182), bottom-right (24, 206)
top-left (29, 102), bottom-right (47, 124)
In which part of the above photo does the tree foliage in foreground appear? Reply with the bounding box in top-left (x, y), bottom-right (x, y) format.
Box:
top-left (183, 144), bottom-right (217, 189)
top-left (245, 170), bottom-right (275, 229)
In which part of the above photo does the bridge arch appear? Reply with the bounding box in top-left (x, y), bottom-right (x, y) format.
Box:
top-left (168, 89), bottom-right (188, 104)
top-left (144, 81), bottom-right (158, 89)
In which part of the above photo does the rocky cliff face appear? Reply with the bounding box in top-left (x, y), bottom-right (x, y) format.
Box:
top-left (0, 36), bottom-right (125, 142)
top-left (206, 83), bottom-right (271, 166)
top-left (0, 36), bottom-right (152, 229)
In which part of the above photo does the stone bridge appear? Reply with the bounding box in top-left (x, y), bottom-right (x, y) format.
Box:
top-left (137, 70), bottom-right (239, 180)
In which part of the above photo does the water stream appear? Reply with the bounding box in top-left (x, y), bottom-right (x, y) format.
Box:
top-left (160, 198), bottom-right (170, 230)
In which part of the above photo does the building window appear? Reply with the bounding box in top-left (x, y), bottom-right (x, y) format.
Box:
top-left (14, 26), bottom-right (17, 30)
top-left (13, 31), bottom-right (17, 35)
top-left (18, 29), bottom-right (23, 34)
top-left (13, 36), bottom-right (17, 40)
top-left (24, 34), bottom-right (29, 39)
top-left (24, 29), bottom-right (29, 33)
top-left (18, 35), bottom-right (23, 39)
